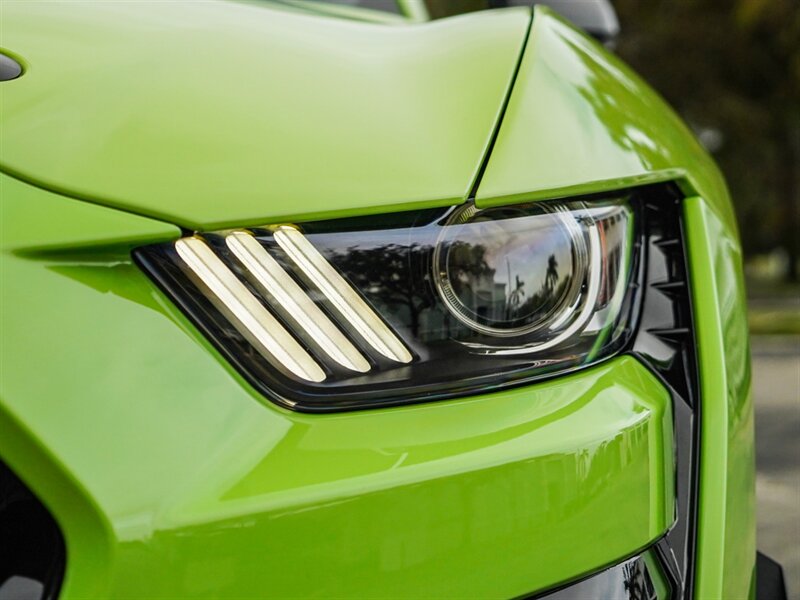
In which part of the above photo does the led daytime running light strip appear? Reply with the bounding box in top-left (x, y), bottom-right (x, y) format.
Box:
top-left (174, 227), bottom-right (412, 387)
top-left (273, 225), bottom-right (413, 364)
top-left (225, 230), bottom-right (371, 373)
top-left (175, 236), bottom-right (326, 383)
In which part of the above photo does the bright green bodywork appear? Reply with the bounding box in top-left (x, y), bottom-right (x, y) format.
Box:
top-left (0, 2), bottom-right (754, 598)
top-left (0, 0), bottom-right (529, 229)
top-left (2, 174), bottom-right (674, 598)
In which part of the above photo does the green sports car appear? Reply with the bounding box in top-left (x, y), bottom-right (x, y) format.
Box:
top-left (0, 0), bottom-right (788, 598)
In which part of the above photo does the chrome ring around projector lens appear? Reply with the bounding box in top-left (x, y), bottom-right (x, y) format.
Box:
top-left (433, 202), bottom-right (589, 338)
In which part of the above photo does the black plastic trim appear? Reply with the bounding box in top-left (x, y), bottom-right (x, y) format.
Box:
top-left (628, 187), bottom-right (699, 600)
top-left (527, 554), bottom-right (660, 600)
top-left (0, 461), bottom-right (66, 600)
top-left (756, 552), bottom-right (788, 600)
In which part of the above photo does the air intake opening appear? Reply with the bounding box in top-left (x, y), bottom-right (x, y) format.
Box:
top-left (0, 460), bottom-right (66, 600)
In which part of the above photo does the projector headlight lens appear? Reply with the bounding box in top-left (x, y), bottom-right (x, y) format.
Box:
top-left (135, 194), bottom-right (641, 411)
top-left (433, 203), bottom-right (588, 337)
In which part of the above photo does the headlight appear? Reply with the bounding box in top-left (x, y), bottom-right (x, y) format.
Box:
top-left (135, 194), bottom-right (641, 411)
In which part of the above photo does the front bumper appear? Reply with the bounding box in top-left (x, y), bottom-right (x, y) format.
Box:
top-left (0, 172), bottom-right (760, 598)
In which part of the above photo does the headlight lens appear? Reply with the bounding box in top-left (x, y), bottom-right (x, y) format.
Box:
top-left (434, 202), bottom-right (588, 337)
top-left (135, 194), bottom-right (641, 411)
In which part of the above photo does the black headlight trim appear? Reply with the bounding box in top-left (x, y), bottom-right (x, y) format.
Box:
top-left (134, 190), bottom-right (648, 412)
top-left (628, 186), bottom-right (700, 600)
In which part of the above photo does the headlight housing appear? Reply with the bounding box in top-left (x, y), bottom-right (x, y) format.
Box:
top-left (136, 193), bottom-right (642, 411)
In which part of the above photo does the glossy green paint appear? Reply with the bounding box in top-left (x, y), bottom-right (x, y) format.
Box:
top-left (0, 1), bottom-right (756, 597)
top-left (643, 551), bottom-right (672, 600)
top-left (266, 0), bottom-right (411, 24)
top-left (684, 197), bottom-right (756, 599)
top-left (0, 174), bottom-right (180, 599)
top-left (264, 0), bottom-right (429, 24)
top-left (0, 0), bottom-right (528, 230)
top-left (472, 9), bottom-right (756, 597)
top-left (0, 174), bottom-right (180, 254)
top-left (475, 8), bottom-right (737, 235)
top-left (1, 173), bottom-right (674, 597)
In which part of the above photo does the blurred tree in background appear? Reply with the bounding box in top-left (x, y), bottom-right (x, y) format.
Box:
top-left (613, 0), bottom-right (800, 281)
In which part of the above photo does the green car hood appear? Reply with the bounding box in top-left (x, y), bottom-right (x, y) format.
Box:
top-left (0, 1), bottom-right (530, 230)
